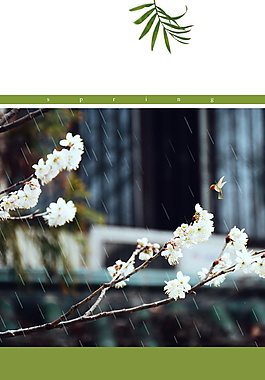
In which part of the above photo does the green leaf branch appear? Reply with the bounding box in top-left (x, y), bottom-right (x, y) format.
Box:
top-left (130, 2), bottom-right (193, 53)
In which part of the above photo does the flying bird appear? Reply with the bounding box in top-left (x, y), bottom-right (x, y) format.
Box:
top-left (209, 176), bottom-right (227, 199)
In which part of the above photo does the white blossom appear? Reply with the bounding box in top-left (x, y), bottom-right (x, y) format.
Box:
top-left (0, 178), bottom-right (41, 211)
top-left (197, 267), bottom-right (227, 287)
top-left (235, 248), bottom-right (254, 274)
top-left (164, 271), bottom-right (191, 300)
top-left (107, 259), bottom-right (135, 288)
top-left (227, 226), bottom-right (248, 252)
top-left (0, 208), bottom-right (10, 220)
top-left (173, 204), bottom-right (214, 250)
top-left (59, 132), bottom-right (84, 151)
top-left (161, 243), bottom-right (183, 265)
top-left (33, 133), bottom-right (84, 184)
top-left (43, 198), bottom-right (76, 227)
top-left (136, 237), bottom-right (160, 261)
top-left (252, 256), bottom-right (265, 278)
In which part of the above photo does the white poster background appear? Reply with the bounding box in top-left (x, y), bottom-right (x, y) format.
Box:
top-left (0, 0), bottom-right (264, 95)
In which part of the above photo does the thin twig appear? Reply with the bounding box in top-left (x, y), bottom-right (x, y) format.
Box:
top-left (0, 109), bottom-right (51, 134)
top-left (0, 108), bottom-right (20, 126)
top-left (8, 210), bottom-right (45, 220)
top-left (0, 174), bottom-right (34, 195)
top-left (48, 244), bottom-right (167, 327)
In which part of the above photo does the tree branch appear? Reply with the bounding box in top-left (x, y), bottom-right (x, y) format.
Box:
top-left (0, 174), bottom-right (34, 195)
top-left (0, 108), bottom-right (51, 133)
top-left (0, 108), bottom-right (20, 126)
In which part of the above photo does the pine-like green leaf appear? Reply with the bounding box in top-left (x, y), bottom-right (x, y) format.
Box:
top-left (139, 13), bottom-right (157, 39)
top-left (134, 8), bottom-right (155, 24)
top-left (151, 20), bottom-right (160, 51)
top-left (129, 3), bottom-right (154, 12)
top-left (163, 28), bottom-right (171, 53)
top-left (173, 35), bottom-right (190, 41)
top-left (167, 28), bottom-right (192, 35)
top-left (156, 7), bottom-right (171, 20)
top-left (163, 22), bottom-right (184, 30)
top-left (157, 5), bottom-right (187, 21)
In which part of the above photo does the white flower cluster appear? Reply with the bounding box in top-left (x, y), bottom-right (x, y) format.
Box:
top-left (43, 197), bottom-right (76, 227)
top-left (32, 132), bottom-right (84, 185)
top-left (197, 226), bottom-right (265, 286)
top-left (162, 203), bottom-right (214, 266)
top-left (135, 237), bottom-right (160, 261)
top-left (161, 242), bottom-right (183, 265)
top-left (107, 259), bottom-right (135, 288)
top-left (197, 251), bottom-right (232, 287)
top-left (164, 271), bottom-right (191, 300)
top-left (0, 178), bottom-right (41, 220)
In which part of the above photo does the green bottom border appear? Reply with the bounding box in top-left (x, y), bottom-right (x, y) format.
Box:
top-left (0, 347), bottom-right (262, 379)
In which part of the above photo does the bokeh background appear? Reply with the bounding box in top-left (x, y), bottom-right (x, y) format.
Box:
top-left (0, 108), bottom-right (265, 346)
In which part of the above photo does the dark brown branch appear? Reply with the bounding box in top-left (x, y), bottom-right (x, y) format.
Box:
top-left (0, 297), bottom-right (174, 338)
top-left (0, 108), bottom-right (20, 126)
top-left (1, 242), bottom-right (265, 339)
top-left (0, 108), bottom-right (51, 133)
top-left (48, 244), bottom-right (167, 328)
top-left (0, 174), bottom-right (34, 195)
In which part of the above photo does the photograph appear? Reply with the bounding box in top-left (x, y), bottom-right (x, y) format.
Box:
top-left (0, 107), bottom-right (264, 347)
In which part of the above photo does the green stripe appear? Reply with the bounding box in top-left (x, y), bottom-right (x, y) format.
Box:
top-left (0, 347), bottom-right (264, 378)
top-left (1, 95), bottom-right (265, 104)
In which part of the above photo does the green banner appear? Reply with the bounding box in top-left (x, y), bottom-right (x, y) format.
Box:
top-left (0, 95), bottom-right (265, 104)
top-left (0, 347), bottom-right (263, 379)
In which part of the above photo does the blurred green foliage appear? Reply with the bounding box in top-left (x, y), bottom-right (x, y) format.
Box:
top-left (0, 108), bottom-right (105, 277)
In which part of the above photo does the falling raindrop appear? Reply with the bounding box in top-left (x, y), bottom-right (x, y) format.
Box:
top-left (4, 170), bottom-right (11, 184)
top-left (117, 130), bottom-right (123, 141)
top-left (234, 177), bottom-right (243, 194)
top-left (62, 324), bottom-right (69, 335)
top-left (62, 275), bottom-right (69, 287)
top-left (175, 316), bottom-right (182, 329)
top-left (101, 199), bottom-right (109, 214)
top-left (38, 278), bottom-right (46, 293)
top-left (193, 320), bottom-right (202, 338)
top-left (84, 121), bottom-right (91, 133)
top-left (37, 304), bottom-right (45, 320)
top-left (43, 266), bottom-right (53, 284)
top-left (164, 153), bottom-right (172, 168)
top-left (122, 290), bottom-right (128, 302)
top-left (129, 318), bottom-right (135, 330)
top-left (142, 321), bottom-right (150, 335)
top-left (186, 145), bottom-right (195, 162)
top-left (24, 142), bottom-right (31, 155)
top-left (235, 320), bottom-right (244, 336)
top-left (192, 298), bottom-right (199, 310)
top-left (20, 148), bottom-right (29, 165)
top-left (230, 144), bottom-right (238, 160)
top-left (14, 292), bottom-right (23, 309)
top-left (33, 117), bottom-right (40, 132)
top-left (18, 274), bottom-right (25, 286)
top-left (212, 305), bottom-right (220, 320)
top-left (233, 280), bottom-right (239, 292)
top-left (252, 309), bottom-right (259, 322)
top-left (101, 125), bottom-right (109, 139)
top-left (184, 117), bottom-right (193, 134)
top-left (168, 139), bottom-right (176, 153)
top-left (161, 203), bottom-right (170, 220)
top-left (206, 129), bottom-right (214, 145)
top-left (0, 315), bottom-right (6, 328)
top-left (56, 111), bottom-right (64, 126)
top-left (188, 186), bottom-right (195, 198)
top-left (98, 110), bottom-right (107, 125)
